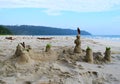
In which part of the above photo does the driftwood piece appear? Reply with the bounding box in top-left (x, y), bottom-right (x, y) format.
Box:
top-left (5, 37), bottom-right (15, 40)
top-left (37, 37), bottom-right (53, 40)
top-left (77, 27), bottom-right (80, 35)
top-left (20, 42), bottom-right (25, 48)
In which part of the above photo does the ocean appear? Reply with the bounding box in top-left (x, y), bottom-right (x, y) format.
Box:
top-left (81, 35), bottom-right (120, 41)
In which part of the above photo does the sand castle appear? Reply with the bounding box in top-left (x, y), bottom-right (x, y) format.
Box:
top-left (73, 28), bottom-right (111, 64)
top-left (0, 28), bottom-right (116, 84)
top-left (14, 42), bottom-right (34, 64)
top-left (104, 47), bottom-right (111, 62)
top-left (58, 27), bottom-right (112, 64)
top-left (14, 41), bottom-right (58, 64)
top-left (74, 28), bottom-right (82, 53)
top-left (85, 47), bottom-right (94, 63)
top-left (45, 44), bottom-right (52, 52)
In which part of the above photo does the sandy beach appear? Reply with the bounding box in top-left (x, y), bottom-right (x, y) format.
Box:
top-left (0, 35), bottom-right (120, 84)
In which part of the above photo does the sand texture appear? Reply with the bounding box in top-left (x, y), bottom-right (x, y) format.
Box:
top-left (0, 36), bottom-right (120, 84)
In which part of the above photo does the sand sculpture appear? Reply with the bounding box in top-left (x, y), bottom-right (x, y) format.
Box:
top-left (83, 46), bottom-right (112, 64)
top-left (14, 42), bottom-right (57, 63)
top-left (45, 44), bottom-right (52, 52)
top-left (57, 27), bottom-right (112, 64)
top-left (104, 47), bottom-right (111, 62)
top-left (85, 47), bottom-right (94, 63)
top-left (73, 27), bottom-right (111, 64)
top-left (74, 27), bottom-right (82, 53)
top-left (14, 42), bottom-right (33, 64)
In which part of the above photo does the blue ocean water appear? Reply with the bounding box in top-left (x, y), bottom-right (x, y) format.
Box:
top-left (81, 35), bottom-right (120, 41)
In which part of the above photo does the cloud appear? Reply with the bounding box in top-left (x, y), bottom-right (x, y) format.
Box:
top-left (0, 0), bottom-right (120, 15)
top-left (43, 9), bottom-right (61, 16)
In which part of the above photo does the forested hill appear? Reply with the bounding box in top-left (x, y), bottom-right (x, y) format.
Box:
top-left (4, 25), bottom-right (91, 35)
top-left (0, 25), bottom-right (13, 35)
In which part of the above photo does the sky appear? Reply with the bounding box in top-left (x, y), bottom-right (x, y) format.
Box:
top-left (0, 0), bottom-right (120, 35)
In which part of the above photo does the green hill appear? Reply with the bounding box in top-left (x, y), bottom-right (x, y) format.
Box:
top-left (5, 25), bottom-right (91, 35)
top-left (0, 25), bottom-right (13, 35)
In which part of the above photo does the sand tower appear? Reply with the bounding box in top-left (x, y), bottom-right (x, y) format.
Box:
top-left (74, 27), bottom-right (82, 53)
top-left (85, 47), bottom-right (94, 63)
top-left (104, 47), bottom-right (111, 62)
top-left (14, 42), bottom-right (34, 64)
top-left (45, 44), bottom-right (52, 52)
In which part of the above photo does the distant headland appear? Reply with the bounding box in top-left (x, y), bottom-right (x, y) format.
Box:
top-left (1, 25), bottom-right (91, 35)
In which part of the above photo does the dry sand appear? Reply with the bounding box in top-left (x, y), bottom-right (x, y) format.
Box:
top-left (0, 36), bottom-right (120, 84)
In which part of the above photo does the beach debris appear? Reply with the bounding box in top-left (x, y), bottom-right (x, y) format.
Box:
top-left (77, 27), bottom-right (81, 35)
top-left (20, 42), bottom-right (25, 48)
top-left (24, 81), bottom-right (31, 84)
top-left (85, 46), bottom-right (94, 63)
top-left (45, 43), bottom-right (52, 52)
top-left (5, 37), bottom-right (15, 40)
top-left (104, 47), bottom-right (111, 62)
top-left (37, 37), bottom-right (53, 40)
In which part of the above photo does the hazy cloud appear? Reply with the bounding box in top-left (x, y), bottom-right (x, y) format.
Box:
top-left (0, 0), bottom-right (120, 15)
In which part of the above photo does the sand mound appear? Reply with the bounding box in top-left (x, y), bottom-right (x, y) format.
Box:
top-left (58, 47), bottom-right (111, 65)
